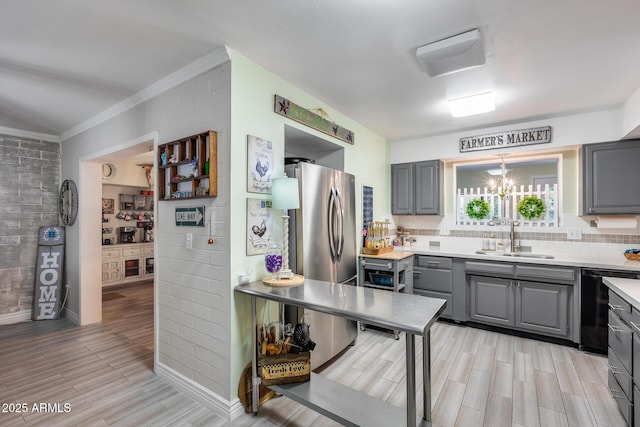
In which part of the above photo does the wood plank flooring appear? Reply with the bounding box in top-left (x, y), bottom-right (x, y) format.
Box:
top-left (0, 282), bottom-right (627, 426)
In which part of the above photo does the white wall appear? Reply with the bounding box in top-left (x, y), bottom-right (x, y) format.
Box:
top-left (391, 109), bottom-right (621, 163)
top-left (61, 56), bottom-right (234, 414)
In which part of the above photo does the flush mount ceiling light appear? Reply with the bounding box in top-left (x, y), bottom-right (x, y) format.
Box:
top-left (415, 29), bottom-right (485, 77)
top-left (447, 91), bottom-right (495, 117)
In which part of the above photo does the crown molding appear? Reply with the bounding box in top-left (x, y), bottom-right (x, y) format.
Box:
top-left (60, 46), bottom-right (231, 142)
top-left (0, 126), bottom-right (60, 143)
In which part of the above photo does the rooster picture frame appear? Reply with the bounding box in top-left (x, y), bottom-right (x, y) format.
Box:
top-left (247, 134), bottom-right (273, 194)
top-left (246, 198), bottom-right (273, 255)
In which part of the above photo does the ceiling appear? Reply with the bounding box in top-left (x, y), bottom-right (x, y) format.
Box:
top-left (3, 0), bottom-right (640, 143)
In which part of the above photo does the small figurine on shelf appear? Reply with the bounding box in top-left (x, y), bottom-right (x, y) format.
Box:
top-left (168, 154), bottom-right (178, 164)
top-left (190, 157), bottom-right (198, 177)
top-left (161, 152), bottom-right (166, 166)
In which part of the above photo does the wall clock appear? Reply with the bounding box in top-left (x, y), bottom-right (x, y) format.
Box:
top-left (59, 180), bottom-right (78, 226)
top-left (102, 163), bottom-right (116, 179)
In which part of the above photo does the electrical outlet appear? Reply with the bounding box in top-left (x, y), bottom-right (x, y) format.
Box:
top-left (186, 233), bottom-right (193, 249)
top-left (567, 228), bottom-right (582, 240)
top-left (440, 227), bottom-right (450, 236)
top-left (237, 272), bottom-right (251, 284)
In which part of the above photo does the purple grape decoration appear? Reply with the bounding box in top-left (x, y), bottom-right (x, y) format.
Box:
top-left (265, 254), bottom-right (283, 274)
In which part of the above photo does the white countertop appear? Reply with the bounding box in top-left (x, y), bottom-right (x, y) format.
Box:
top-left (603, 277), bottom-right (640, 311)
top-left (394, 245), bottom-right (640, 272)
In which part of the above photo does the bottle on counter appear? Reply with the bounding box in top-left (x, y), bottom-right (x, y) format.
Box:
top-left (482, 233), bottom-right (490, 250)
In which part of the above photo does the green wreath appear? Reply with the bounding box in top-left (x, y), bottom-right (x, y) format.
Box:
top-left (466, 199), bottom-right (490, 220)
top-left (518, 195), bottom-right (546, 220)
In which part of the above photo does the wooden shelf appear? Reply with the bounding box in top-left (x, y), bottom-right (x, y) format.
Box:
top-left (157, 130), bottom-right (217, 201)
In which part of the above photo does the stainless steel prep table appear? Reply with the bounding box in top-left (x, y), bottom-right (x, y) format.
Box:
top-left (235, 278), bottom-right (446, 427)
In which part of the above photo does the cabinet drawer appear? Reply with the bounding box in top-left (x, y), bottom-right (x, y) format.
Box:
top-left (608, 371), bottom-right (632, 426)
top-left (515, 265), bottom-right (575, 283)
top-left (608, 311), bottom-right (632, 375)
top-left (360, 259), bottom-right (394, 271)
top-left (609, 346), bottom-right (632, 401)
top-left (609, 291), bottom-right (632, 325)
top-left (416, 256), bottom-right (452, 270)
top-left (465, 261), bottom-right (514, 276)
top-left (102, 248), bottom-right (121, 258)
top-left (122, 247), bottom-right (142, 257)
top-left (143, 245), bottom-right (154, 255)
top-left (413, 289), bottom-right (451, 319)
top-left (413, 267), bottom-right (452, 293)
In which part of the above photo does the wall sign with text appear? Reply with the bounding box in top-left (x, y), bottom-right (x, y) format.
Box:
top-left (33, 226), bottom-right (65, 320)
top-left (459, 126), bottom-right (552, 153)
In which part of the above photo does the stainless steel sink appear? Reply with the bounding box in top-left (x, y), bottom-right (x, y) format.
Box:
top-left (475, 250), bottom-right (555, 259)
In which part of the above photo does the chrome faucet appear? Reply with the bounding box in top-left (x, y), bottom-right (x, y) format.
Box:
top-left (510, 220), bottom-right (520, 252)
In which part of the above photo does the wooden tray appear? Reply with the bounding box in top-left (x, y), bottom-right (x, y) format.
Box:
top-left (262, 274), bottom-right (305, 287)
top-left (362, 246), bottom-right (394, 255)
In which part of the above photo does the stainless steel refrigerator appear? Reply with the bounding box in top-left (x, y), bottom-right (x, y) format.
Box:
top-left (285, 160), bottom-right (358, 369)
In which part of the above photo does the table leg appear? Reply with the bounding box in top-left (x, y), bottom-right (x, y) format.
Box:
top-left (406, 333), bottom-right (416, 427)
top-left (251, 296), bottom-right (259, 415)
top-left (423, 330), bottom-right (431, 422)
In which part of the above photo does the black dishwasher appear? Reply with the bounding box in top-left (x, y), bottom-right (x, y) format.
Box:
top-left (580, 268), bottom-right (640, 354)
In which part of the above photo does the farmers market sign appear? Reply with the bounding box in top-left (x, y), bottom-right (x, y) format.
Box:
top-left (459, 126), bottom-right (552, 153)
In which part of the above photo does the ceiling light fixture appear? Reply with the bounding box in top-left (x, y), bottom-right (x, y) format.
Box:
top-left (415, 29), bottom-right (485, 77)
top-left (447, 91), bottom-right (495, 117)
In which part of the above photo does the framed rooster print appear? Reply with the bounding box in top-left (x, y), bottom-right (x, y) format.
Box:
top-left (247, 134), bottom-right (273, 194)
top-left (246, 198), bottom-right (273, 255)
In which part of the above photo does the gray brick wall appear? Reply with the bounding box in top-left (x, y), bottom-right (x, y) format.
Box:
top-left (0, 134), bottom-right (60, 317)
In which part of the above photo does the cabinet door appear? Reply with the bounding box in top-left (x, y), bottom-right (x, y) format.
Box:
top-left (414, 160), bottom-right (442, 215)
top-left (469, 276), bottom-right (514, 327)
top-left (582, 140), bottom-right (640, 214)
top-left (391, 163), bottom-right (413, 215)
top-left (515, 281), bottom-right (569, 338)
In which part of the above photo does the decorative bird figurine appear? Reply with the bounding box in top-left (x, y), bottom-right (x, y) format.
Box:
top-left (255, 159), bottom-right (269, 179)
top-left (251, 219), bottom-right (267, 237)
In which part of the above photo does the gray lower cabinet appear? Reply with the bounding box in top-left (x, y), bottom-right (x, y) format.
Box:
top-left (515, 280), bottom-right (569, 338)
top-left (607, 289), bottom-right (635, 426)
top-left (413, 255), bottom-right (452, 318)
top-left (391, 160), bottom-right (442, 215)
top-left (413, 256), bottom-right (466, 321)
top-left (466, 262), bottom-right (574, 340)
top-left (469, 276), bottom-right (513, 327)
top-left (582, 139), bottom-right (640, 215)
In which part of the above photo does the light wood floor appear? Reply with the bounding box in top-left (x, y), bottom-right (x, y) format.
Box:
top-left (0, 282), bottom-right (627, 426)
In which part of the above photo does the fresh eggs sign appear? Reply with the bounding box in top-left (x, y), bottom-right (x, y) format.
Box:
top-left (33, 227), bottom-right (65, 320)
top-left (459, 126), bottom-right (552, 153)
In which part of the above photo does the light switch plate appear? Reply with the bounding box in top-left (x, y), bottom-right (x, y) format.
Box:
top-left (186, 233), bottom-right (193, 249)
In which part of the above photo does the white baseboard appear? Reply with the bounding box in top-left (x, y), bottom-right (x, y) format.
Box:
top-left (0, 309), bottom-right (32, 325)
top-left (64, 308), bottom-right (79, 324)
top-left (155, 362), bottom-right (244, 421)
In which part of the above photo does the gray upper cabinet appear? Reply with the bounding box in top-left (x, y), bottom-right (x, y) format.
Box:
top-left (391, 163), bottom-right (413, 215)
top-left (391, 160), bottom-right (443, 215)
top-left (582, 140), bottom-right (640, 215)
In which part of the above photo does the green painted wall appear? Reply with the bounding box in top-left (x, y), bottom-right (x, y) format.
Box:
top-left (228, 51), bottom-right (389, 396)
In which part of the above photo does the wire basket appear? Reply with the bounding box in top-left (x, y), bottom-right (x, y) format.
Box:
top-left (368, 272), bottom-right (393, 287)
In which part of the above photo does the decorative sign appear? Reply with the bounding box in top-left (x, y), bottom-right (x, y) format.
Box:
top-left (459, 126), bottom-right (552, 153)
top-left (246, 198), bottom-right (273, 256)
top-left (247, 135), bottom-right (273, 194)
top-left (175, 206), bottom-right (205, 227)
top-left (33, 226), bottom-right (65, 320)
top-left (274, 95), bottom-right (354, 145)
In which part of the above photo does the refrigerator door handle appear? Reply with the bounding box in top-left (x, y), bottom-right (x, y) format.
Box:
top-left (335, 187), bottom-right (344, 259)
top-left (328, 187), bottom-right (337, 260)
